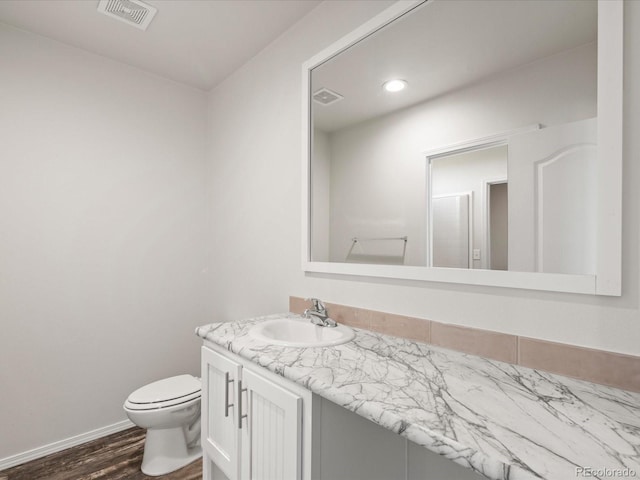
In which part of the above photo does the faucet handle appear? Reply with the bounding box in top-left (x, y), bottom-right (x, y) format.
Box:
top-left (305, 297), bottom-right (325, 312)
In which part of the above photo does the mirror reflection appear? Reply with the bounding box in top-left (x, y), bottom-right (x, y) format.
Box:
top-left (310, 0), bottom-right (597, 275)
top-left (429, 144), bottom-right (508, 270)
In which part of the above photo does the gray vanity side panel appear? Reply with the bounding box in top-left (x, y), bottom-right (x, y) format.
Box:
top-left (319, 397), bottom-right (406, 480)
top-left (318, 395), bottom-right (485, 480)
top-left (407, 441), bottom-right (485, 480)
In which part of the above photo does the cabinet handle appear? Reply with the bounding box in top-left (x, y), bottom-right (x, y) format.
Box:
top-left (238, 380), bottom-right (248, 429)
top-left (224, 372), bottom-right (234, 418)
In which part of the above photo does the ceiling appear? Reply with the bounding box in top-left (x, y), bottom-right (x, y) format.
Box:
top-left (0, 0), bottom-right (320, 91)
top-left (312, 0), bottom-right (597, 132)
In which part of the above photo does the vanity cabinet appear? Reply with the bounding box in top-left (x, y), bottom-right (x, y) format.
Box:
top-left (201, 341), bottom-right (481, 480)
top-left (201, 344), bottom-right (312, 480)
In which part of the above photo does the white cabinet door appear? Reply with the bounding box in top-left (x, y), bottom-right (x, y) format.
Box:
top-left (239, 367), bottom-right (302, 480)
top-left (202, 346), bottom-right (242, 480)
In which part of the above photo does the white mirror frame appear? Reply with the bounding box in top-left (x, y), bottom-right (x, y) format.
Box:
top-left (301, 0), bottom-right (623, 296)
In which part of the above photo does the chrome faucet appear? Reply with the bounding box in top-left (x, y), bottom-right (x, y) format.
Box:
top-left (303, 298), bottom-right (337, 328)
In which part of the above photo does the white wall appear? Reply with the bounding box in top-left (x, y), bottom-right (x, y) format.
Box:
top-left (206, 0), bottom-right (640, 358)
top-left (311, 129), bottom-right (330, 261)
top-left (0, 25), bottom-right (209, 459)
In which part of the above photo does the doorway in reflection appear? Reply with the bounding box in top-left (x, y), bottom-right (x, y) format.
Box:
top-left (429, 144), bottom-right (508, 270)
top-left (488, 182), bottom-right (508, 271)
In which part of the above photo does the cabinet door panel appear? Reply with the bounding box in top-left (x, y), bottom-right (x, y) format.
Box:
top-left (240, 368), bottom-right (302, 480)
top-left (202, 346), bottom-right (242, 480)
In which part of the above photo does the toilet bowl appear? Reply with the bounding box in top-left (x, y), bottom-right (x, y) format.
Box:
top-left (124, 374), bottom-right (202, 476)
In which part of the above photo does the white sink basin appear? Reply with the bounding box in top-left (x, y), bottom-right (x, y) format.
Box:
top-left (249, 317), bottom-right (355, 347)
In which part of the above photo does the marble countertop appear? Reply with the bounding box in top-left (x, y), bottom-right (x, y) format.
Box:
top-left (196, 314), bottom-right (640, 480)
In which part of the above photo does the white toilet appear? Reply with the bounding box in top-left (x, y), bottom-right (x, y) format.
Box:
top-left (123, 374), bottom-right (202, 476)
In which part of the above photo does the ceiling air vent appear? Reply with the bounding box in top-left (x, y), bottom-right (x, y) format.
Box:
top-left (97, 0), bottom-right (157, 31)
top-left (313, 88), bottom-right (344, 106)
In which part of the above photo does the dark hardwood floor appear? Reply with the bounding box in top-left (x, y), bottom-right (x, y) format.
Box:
top-left (0, 427), bottom-right (202, 480)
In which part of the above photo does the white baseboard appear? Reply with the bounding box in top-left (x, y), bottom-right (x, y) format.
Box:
top-left (0, 419), bottom-right (135, 471)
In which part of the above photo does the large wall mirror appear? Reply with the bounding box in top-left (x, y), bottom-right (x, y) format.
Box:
top-left (302, 0), bottom-right (622, 295)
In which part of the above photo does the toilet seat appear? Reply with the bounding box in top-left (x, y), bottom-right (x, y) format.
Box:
top-left (125, 374), bottom-right (201, 411)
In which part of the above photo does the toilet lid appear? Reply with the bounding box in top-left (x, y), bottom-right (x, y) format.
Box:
top-left (127, 374), bottom-right (201, 407)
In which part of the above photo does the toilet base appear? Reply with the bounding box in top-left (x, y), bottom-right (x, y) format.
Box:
top-left (141, 426), bottom-right (202, 476)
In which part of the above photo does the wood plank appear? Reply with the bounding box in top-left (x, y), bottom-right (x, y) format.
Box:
top-left (0, 427), bottom-right (202, 480)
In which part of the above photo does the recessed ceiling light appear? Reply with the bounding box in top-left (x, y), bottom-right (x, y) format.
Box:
top-left (383, 79), bottom-right (407, 93)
